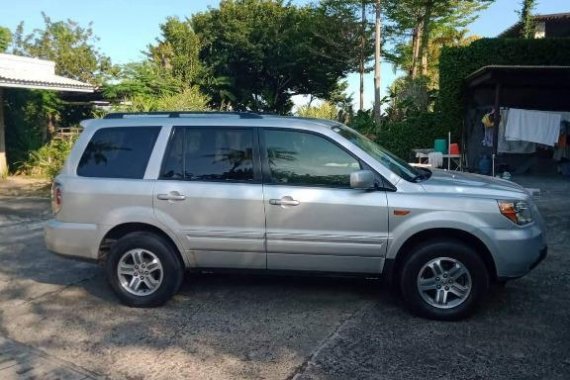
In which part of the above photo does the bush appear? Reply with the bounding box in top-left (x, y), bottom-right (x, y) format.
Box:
top-left (378, 113), bottom-right (447, 161)
top-left (119, 86), bottom-right (210, 112)
top-left (296, 101), bottom-right (338, 120)
top-left (348, 110), bottom-right (447, 162)
top-left (17, 136), bottom-right (77, 179)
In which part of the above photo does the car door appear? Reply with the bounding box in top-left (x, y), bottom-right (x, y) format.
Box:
top-left (153, 126), bottom-right (266, 269)
top-left (261, 128), bottom-right (389, 274)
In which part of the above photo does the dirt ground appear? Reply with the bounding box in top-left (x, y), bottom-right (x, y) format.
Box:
top-left (0, 175), bottom-right (568, 379)
top-left (0, 176), bottom-right (51, 198)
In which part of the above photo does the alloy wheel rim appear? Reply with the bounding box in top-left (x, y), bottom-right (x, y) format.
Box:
top-left (416, 257), bottom-right (472, 309)
top-left (117, 249), bottom-right (164, 296)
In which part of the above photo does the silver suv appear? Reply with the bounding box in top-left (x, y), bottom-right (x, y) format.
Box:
top-left (45, 112), bottom-right (547, 320)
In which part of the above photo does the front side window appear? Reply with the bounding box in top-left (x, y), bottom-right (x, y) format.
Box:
top-left (161, 127), bottom-right (254, 182)
top-left (77, 127), bottom-right (160, 179)
top-left (264, 130), bottom-right (361, 187)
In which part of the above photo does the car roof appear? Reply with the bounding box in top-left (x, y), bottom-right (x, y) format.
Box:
top-left (82, 112), bottom-right (344, 131)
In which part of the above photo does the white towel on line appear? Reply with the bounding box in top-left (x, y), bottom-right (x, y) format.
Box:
top-left (505, 108), bottom-right (560, 146)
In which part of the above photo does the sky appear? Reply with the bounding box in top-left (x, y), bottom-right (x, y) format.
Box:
top-left (0, 0), bottom-right (567, 109)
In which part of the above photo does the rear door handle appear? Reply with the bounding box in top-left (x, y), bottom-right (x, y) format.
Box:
top-left (269, 196), bottom-right (300, 206)
top-left (157, 192), bottom-right (186, 201)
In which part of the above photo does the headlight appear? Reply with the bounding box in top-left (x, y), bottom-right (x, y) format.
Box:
top-left (498, 200), bottom-right (533, 225)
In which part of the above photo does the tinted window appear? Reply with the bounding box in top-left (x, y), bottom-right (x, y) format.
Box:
top-left (264, 130), bottom-right (361, 187)
top-left (77, 127), bottom-right (160, 179)
top-left (161, 127), bottom-right (254, 182)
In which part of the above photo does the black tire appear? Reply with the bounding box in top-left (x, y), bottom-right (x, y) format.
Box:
top-left (105, 232), bottom-right (184, 307)
top-left (400, 239), bottom-right (489, 321)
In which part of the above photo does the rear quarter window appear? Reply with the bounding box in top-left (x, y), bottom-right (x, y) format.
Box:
top-left (77, 127), bottom-right (160, 179)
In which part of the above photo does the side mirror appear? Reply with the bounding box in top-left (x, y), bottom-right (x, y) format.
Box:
top-left (350, 170), bottom-right (375, 190)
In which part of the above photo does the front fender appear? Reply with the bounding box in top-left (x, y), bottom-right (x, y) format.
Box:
top-left (386, 210), bottom-right (492, 260)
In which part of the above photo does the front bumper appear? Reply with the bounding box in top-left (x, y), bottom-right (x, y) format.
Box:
top-left (481, 223), bottom-right (547, 280)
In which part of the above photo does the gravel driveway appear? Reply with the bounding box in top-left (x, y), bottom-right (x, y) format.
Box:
top-left (0, 176), bottom-right (568, 379)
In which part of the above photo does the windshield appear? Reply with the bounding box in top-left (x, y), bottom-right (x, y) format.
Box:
top-left (332, 125), bottom-right (429, 182)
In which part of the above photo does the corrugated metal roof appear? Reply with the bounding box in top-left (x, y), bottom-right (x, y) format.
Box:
top-left (0, 53), bottom-right (94, 92)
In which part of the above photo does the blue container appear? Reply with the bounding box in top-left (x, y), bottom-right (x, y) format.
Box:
top-left (478, 155), bottom-right (491, 175)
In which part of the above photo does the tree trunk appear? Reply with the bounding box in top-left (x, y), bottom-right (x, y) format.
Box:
top-left (0, 88), bottom-right (7, 178)
top-left (373, 0), bottom-right (382, 124)
top-left (411, 19), bottom-right (423, 79)
top-left (359, 0), bottom-right (366, 111)
top-left (419, 1), bottom-right (433, 76)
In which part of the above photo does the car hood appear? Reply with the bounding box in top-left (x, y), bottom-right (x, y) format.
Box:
top-left (420, 170), bottom-right (529, 199)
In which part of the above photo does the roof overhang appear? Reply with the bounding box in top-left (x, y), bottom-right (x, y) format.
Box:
top-left (464, 65), bottom-right (570, 111)
top-left (0, 53), bottom-right (94, 93)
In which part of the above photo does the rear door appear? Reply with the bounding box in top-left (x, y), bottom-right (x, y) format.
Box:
top-left (153, 126), bottom-right (266, 269)
top-left (261, 128), bottom-right (389, 274)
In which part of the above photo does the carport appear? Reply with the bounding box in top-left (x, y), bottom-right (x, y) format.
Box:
top-left (462, 65), bottom-right (570, 175)
top-left (0, 53), bottom-right (94, 176)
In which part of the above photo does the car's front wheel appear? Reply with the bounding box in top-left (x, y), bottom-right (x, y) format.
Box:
top-left (400, 239), bottom-right (489, 320)
top-left (106, 232), bottom-right (184, 307)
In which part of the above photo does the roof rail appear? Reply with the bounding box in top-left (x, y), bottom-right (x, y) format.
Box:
top-left (103, 111), bottom-right (264, 119)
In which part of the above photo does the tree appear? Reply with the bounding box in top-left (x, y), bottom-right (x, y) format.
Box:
top-left (191, 0), bottom-right (362, 114)
top-left (102, 62), bottom-right (209, 112)
top-left (320, 0), bottom-right (374, 111)
top-left (519, 0), bottom-right (537, 38)
top-left (0, 26), bottom-right (11, 52)
top-left (384, 0), bottom-right (491, 80)
top-left (373, 0), bottom-right (382, 123)
top-left (11, 13), bottom-right (114, 85)
top-left (147, 17), bottom-right (203, 84)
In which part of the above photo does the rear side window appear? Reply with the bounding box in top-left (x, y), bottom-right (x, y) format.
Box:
top-left (161, 127), bottom-right (254, 182)
top-left (77, 127), bottom-right (160, 179)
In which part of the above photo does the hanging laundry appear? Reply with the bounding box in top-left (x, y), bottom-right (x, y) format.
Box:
top-left (481, 110), bottom-right (496, 147)
top-left (497, 109), bottom-right (536, 154)
top-left (505, 108), bottom-right (561, 146)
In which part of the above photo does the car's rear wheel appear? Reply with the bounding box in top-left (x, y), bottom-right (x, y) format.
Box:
top-left (106, 232), bottom-right (184, 307)
top-left (400, 239), bottom-right (489, 320)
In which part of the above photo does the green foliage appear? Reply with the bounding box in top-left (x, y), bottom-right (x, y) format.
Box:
top-left (378, 113), bottom-right (446, 161)
top-left (384, 76), bottom-right (437, 122)
top-left (296, 101), bottom-right (338, 120)
top-left (518, 0), bottom-right (536, 38)
top-left (4, 89), bottom-right (56, 169)
top-left (384, 0), bottom-right (490, 78)
top-left (347, 110), bottom-right (446, 161)
top-left (0, 26), bottom-right (11, 52)
top-left (17, 137), bottom-right (76, 179)
top-left (438, 38), bottom-right (570, 136)
top-left (191, 0), bottom-right (362, 114)
top-left (11, 13), bottom-right (115, 85)
top-left (103, 62), bottom-right (183, 100)
top-left (120, 86), bottom-right (210, 112)
top-left (104, 62), bottom-right (210, 112)
top-left (147, 17), bottom-right (203, 84)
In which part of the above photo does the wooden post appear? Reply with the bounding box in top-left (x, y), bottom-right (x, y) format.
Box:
top-left (0, 88), bottom-right (7, 178)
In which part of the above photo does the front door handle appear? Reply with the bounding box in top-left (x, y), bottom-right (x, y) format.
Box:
top-left (269, 196), bottom-right (300, 207)
top-left (157, 192), bottom-right (186, 201)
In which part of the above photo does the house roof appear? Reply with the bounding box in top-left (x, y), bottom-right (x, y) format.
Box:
top-left (499, 12), bottom-right (570, 37)
top-left (0, 53), bottom-right (94, 93)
